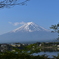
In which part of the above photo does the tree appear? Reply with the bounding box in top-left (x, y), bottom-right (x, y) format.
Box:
top-left (0, 0), bottom-right (29, 8)
top-left (50, 23), bottom-right (59, 40)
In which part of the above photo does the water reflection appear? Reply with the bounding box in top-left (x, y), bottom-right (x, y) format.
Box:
top-left (40, 48), bottom-right (59, 52)
top-left (33, 52), bottom-right (59, 58)
top-left (32, 48), bottom-right (59, 58)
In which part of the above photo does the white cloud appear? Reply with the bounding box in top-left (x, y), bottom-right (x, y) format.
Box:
top-left (20, 22), bottom-right (26, 25)
top-left (9, 22), bottom-right (12, 24)
top-left (8, 22), bottom-right (26, 26)
top-left (13, 22), bottom-right (20, 26)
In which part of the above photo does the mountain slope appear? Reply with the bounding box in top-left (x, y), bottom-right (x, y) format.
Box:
top-left (0, 22), bottom-right (58, 43)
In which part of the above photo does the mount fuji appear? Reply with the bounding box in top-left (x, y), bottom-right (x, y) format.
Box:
top-left (0, 22), bottom-right (58, 43)
top-left (11, 22), bottom-right (50, 32)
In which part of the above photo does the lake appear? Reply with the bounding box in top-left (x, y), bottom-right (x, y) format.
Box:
top-left (32, 48), bottom-right (59, 58)
top-left (32, 51), bottom-right (59, 58)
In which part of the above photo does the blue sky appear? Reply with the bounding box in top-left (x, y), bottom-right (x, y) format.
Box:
top-left (0, 0), bottom-right (59, 35)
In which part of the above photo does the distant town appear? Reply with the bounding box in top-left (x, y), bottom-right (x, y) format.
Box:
top-left (0, 42), bottom-right (59, 52)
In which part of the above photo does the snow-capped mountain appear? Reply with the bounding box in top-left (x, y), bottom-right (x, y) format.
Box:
top-left (0, 22), bottom-right (58, 43)
top-left (11, 22), bottom-right (50, 32)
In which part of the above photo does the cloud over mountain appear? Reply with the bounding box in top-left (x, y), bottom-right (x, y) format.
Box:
top-left (8, 22), bottom-right (26, 26)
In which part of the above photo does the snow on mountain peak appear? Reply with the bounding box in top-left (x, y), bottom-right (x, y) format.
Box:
top-left (27, 22), bottom-right (33, 25)
top-left (11, 22), bottom-right (50, 32)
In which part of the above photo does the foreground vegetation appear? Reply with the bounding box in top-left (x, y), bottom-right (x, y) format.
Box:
top-left (0, 42), bottom-right (59, 59)
top-left (0, 51), bottom-right (49, 59)
top-left (0, 50), bottom-right (59, 59)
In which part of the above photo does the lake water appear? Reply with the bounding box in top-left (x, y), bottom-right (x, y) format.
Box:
top-left (32, 51), bottom-right (59, 58)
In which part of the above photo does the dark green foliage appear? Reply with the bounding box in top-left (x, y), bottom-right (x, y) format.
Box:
top-left (0, 51), bottom-right (50, 59)
top-left (50, 23), bottom-right (59, 40)
top-left (50, 23), bottom-right (59, 32)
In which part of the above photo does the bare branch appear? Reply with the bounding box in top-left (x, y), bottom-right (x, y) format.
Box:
top-left (0, 0), bottom-right (29, 8)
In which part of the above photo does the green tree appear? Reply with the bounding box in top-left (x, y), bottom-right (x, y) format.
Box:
top-left (0, 0), bottom-right (29, 8)
top-left (50, 23), bottom-right (59, 40)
